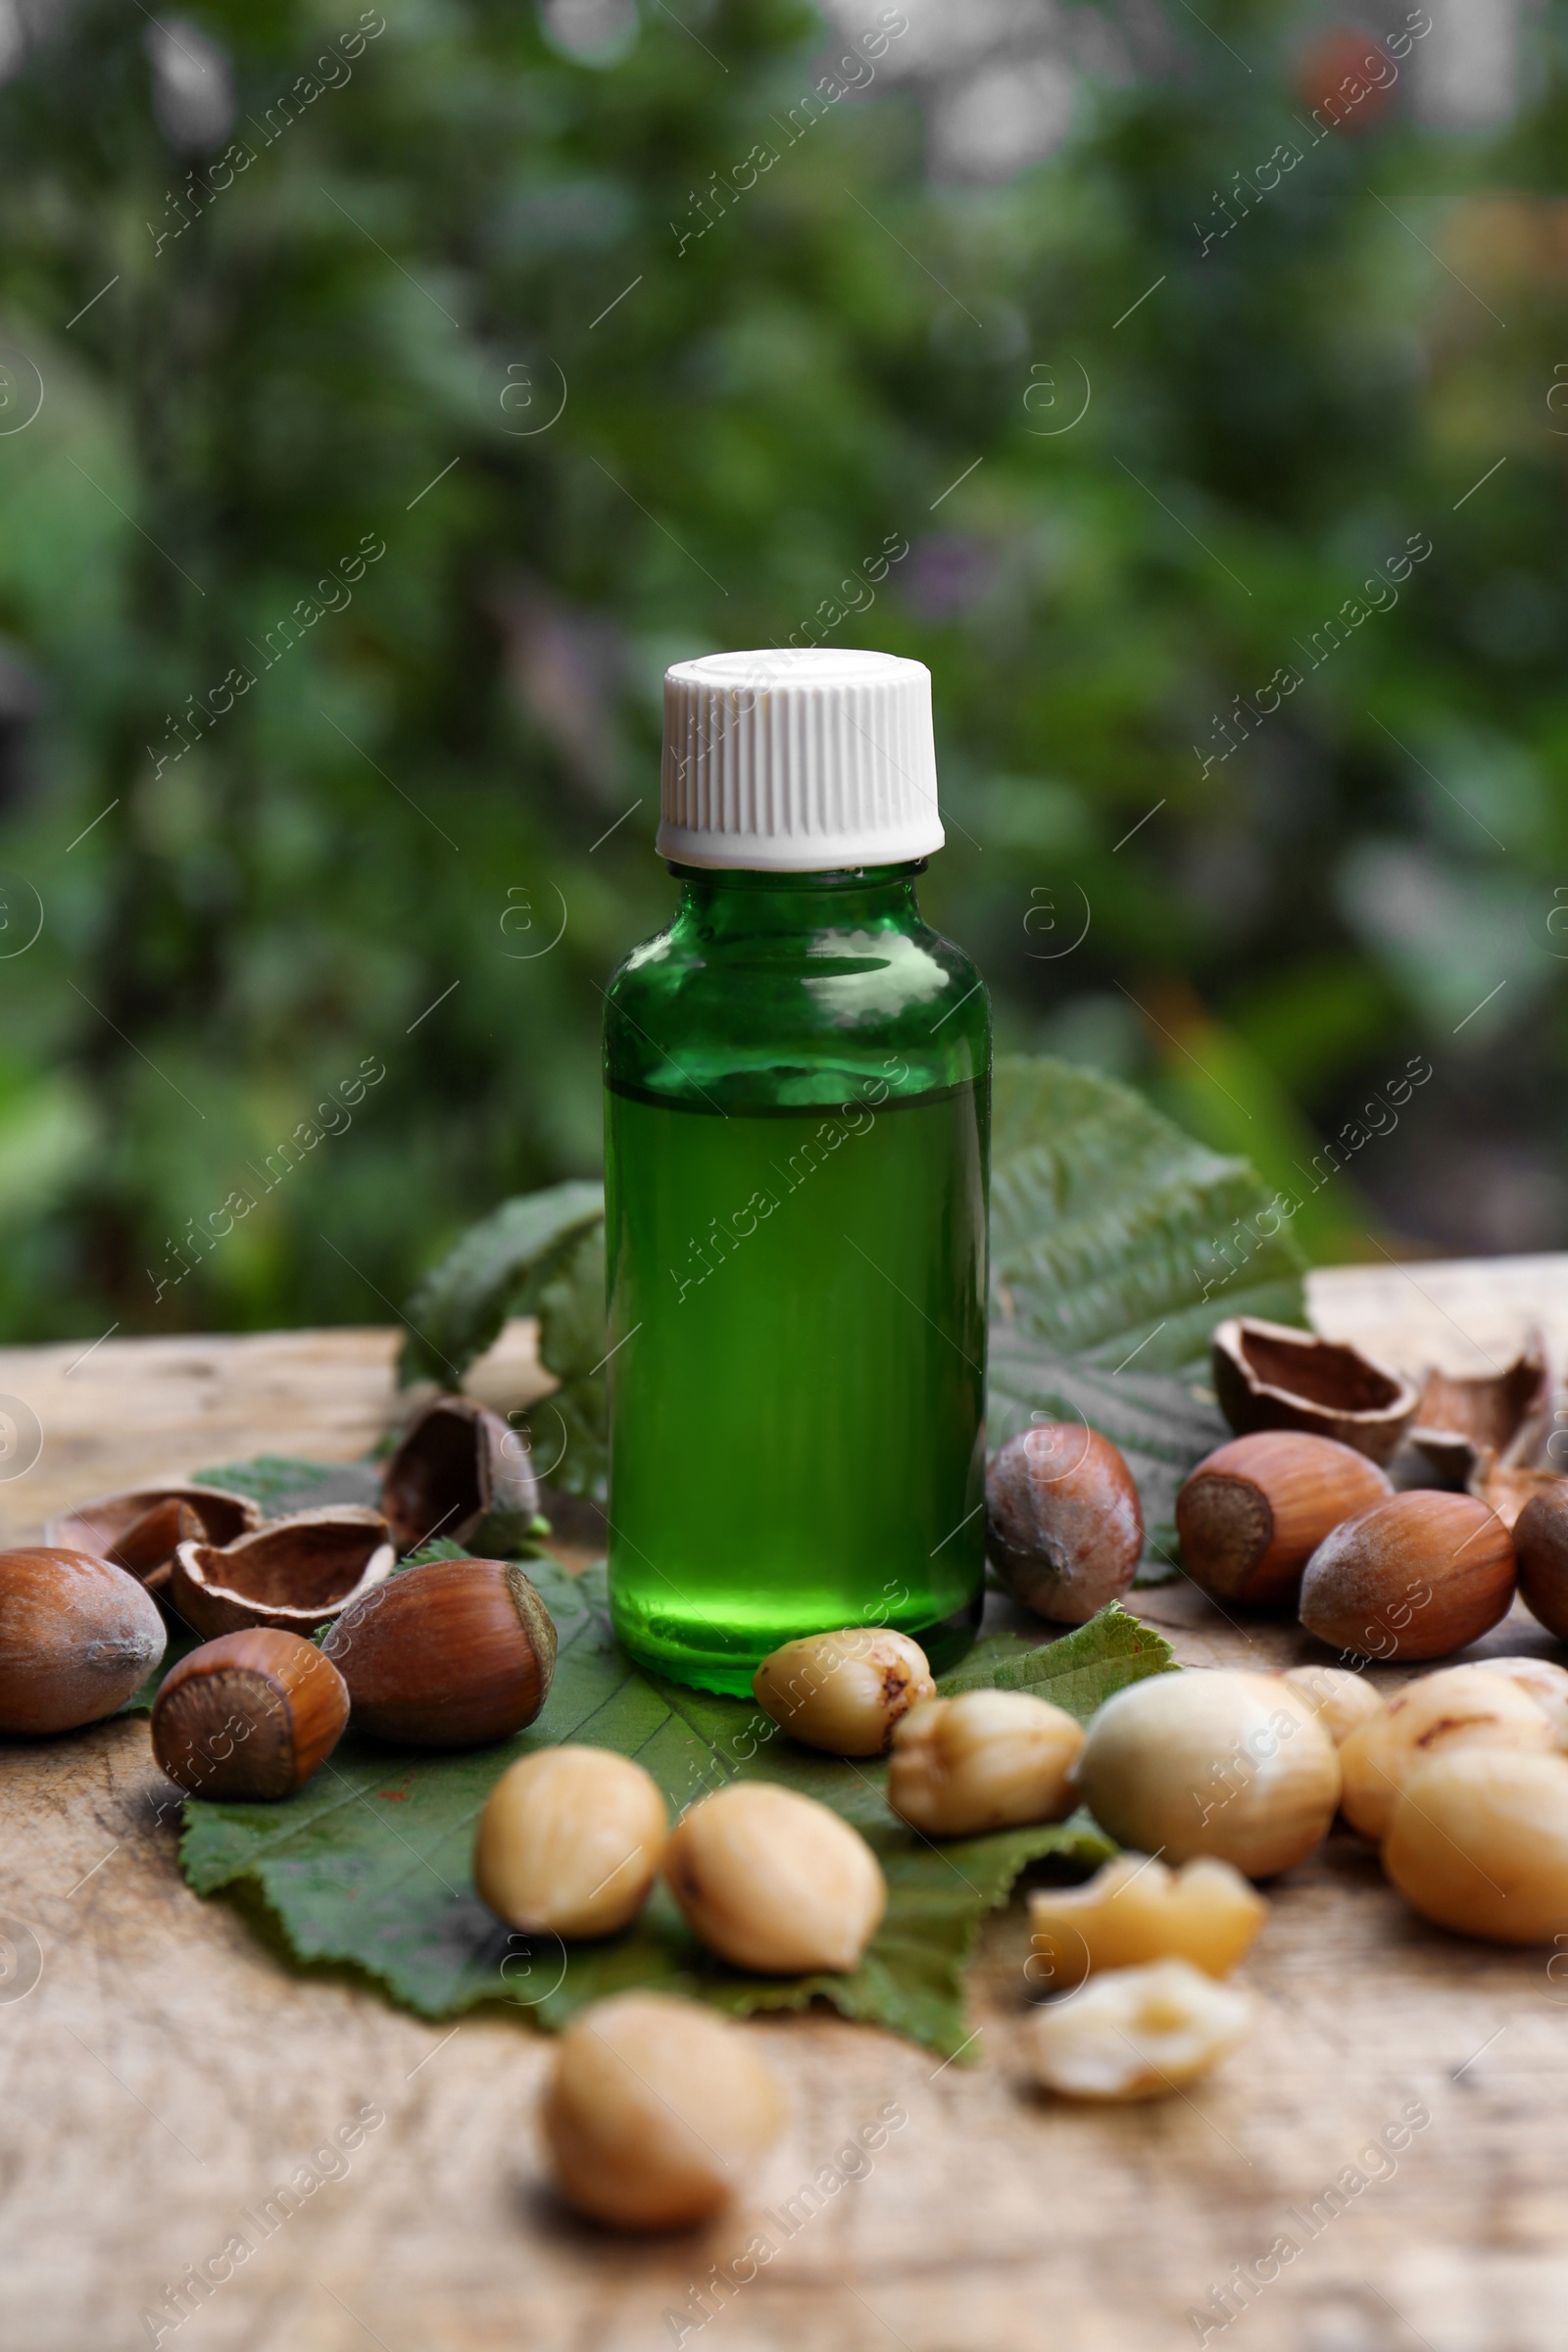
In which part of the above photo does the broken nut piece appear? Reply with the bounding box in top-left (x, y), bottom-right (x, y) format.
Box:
top-left (1030, 1958), bottom-right (1256, 2101)
top-left (1026, 1854), bottom-right (1268, 1991)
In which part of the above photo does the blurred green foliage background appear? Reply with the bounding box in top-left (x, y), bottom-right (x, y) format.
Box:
top-left (0, 0), bottom-right (1561, 1343)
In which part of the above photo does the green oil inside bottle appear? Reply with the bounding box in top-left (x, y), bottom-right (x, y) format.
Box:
top-left (603, 858), bottom-right (990, 1693)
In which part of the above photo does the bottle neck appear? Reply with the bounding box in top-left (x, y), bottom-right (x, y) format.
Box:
top-left (669, 860), bottom-right (926, 939)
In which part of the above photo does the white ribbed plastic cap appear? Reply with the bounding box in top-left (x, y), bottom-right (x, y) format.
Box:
top-left (658, 647), bottom-right (943, 871)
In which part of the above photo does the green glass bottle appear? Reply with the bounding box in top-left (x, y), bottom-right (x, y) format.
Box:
top-left (603, 651), bottom-right (990, 1694)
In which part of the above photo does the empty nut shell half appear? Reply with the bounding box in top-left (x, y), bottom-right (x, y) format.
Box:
top-left (322, 1556), bottom-right (557, 1747)
top-left (152, 1630), bottom-right (350, 1800)
top-left (166, 1507), bottom-right (396, 1639)
top-left (1176, 1432), bottom-right (1393, 1606)
top-left (380, 1395), bottom-right (539, 1557)
top-left (1211, 1316), bottom-right (1419, 1465)
top-left (1298, 1492), bottom-right (1516, 1662)
top-left (45, 1484), bottom-right (262, 1595)
top-left (0, 1547), bottom-right (167, 1734)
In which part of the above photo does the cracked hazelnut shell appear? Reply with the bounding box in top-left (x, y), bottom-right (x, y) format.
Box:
top-left (1211, 1316), bottom-right (1418, 1465)
top-left (0, 1547), bottom-right (167, 1734)
top-left (46, 1484), bottom-right (261, 1597)
top-left (167, 1506), bottom-right (395, 1639)
top-left (152, 1629), bottom-right (350, 1799)
top-left (321, 1555), bottom-right (557, 1747)
top-left (986, 1423), bottom-right (1144, 1625)
top-left (381, 1395), bottom-right (539, 1556)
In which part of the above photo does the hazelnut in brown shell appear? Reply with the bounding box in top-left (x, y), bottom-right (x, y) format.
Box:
top-left (0, 1548), bottom-right (167, 1734)
top-left (1298, 1491), bottom-right (1516, 1661)
top-left (152, 1630), bottom-right (350, 1800)
top-left (986, 1424), bottom-right (1144, 1625)
top-left (1514, 1485), bottom-right (1568, 1642)
top-left (1176, 1431), bottom-right (1394, 1607)
top-left (321, 1556), bottom-right (557, 1747)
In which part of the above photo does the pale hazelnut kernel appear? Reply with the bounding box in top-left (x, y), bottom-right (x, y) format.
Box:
top-left (886, 1689), bottom-right (1083, 1838)
top-left (542, 1991), bottom-right (783, 2230)
top-left (1475, 1655), bottom-right (1568, 1749)
top-left (664, 1783), bottom-right (886, 1974)
top-left (1075, 1670), bottom-right (1340, 1879)
top-left (1279, 1663), bottom-right (1384, 1747)
top-left (1337, 1663), bottom-right (1554, 1842)
top-left (1030, 1958), bottom-right (1256, 2101)
top-left (753, 1627), bottom-right (936, 1757)
top-left (1385, 1748), bottom-right (1568, 1944)
top-left (474, 1747), bottom-right (667, 1937)
top-left (1027, 1854), bottom-right (1267, 1991)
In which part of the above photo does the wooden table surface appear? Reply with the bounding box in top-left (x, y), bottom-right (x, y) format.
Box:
top-left (3, 1266), bottom-right (1568, 2352)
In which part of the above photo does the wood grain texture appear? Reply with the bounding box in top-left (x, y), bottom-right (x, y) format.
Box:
top-left (3, 1295), bottom-right (1568, 2351)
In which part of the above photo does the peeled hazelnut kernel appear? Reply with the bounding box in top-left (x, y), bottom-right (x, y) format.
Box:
top-left (1279, 1663), bottom-right (1385, 1746)
top-left (663, 1783), bottom-right (886, 1974)
top-left (1384, 1747), bottom-right (1568, 1944)
top-left (1075, 1670), bottom-right (1340, 1879)
top-left (1298, 1491), bottom-right (1515, 1662)
top-left (1027, 1854), bottom-right (1268, 1991)
top-left (1476, 1655), bottom-right (1568, 1748)
top-left (886, 1689), bottom-right (1083, 1838)
top-left (1177, 1433), bottom-right (1393, 1607)
top-left (322, 1556), bottom-right (556, 1747)
top-left (543, 1991), bottom-right (783, 2230)
top-left (1336, 1663), bottom-right (1554, 1841)
top-left (151, 1631), bottom-right (349, 1800)
top-left (1030, 1958), bottom-right (1256, 2101)
top-left (753, 1627), bottom-right (935, 1757)
top-left (475, 1748), bottom-right (666, 1937)
top-left (0, 1547), bottom-right (167, 1735)
top-left (985, 1424), bottom-right (1143, 1626)
top-left (1512, 1487), bottom-right (1568, 1641)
